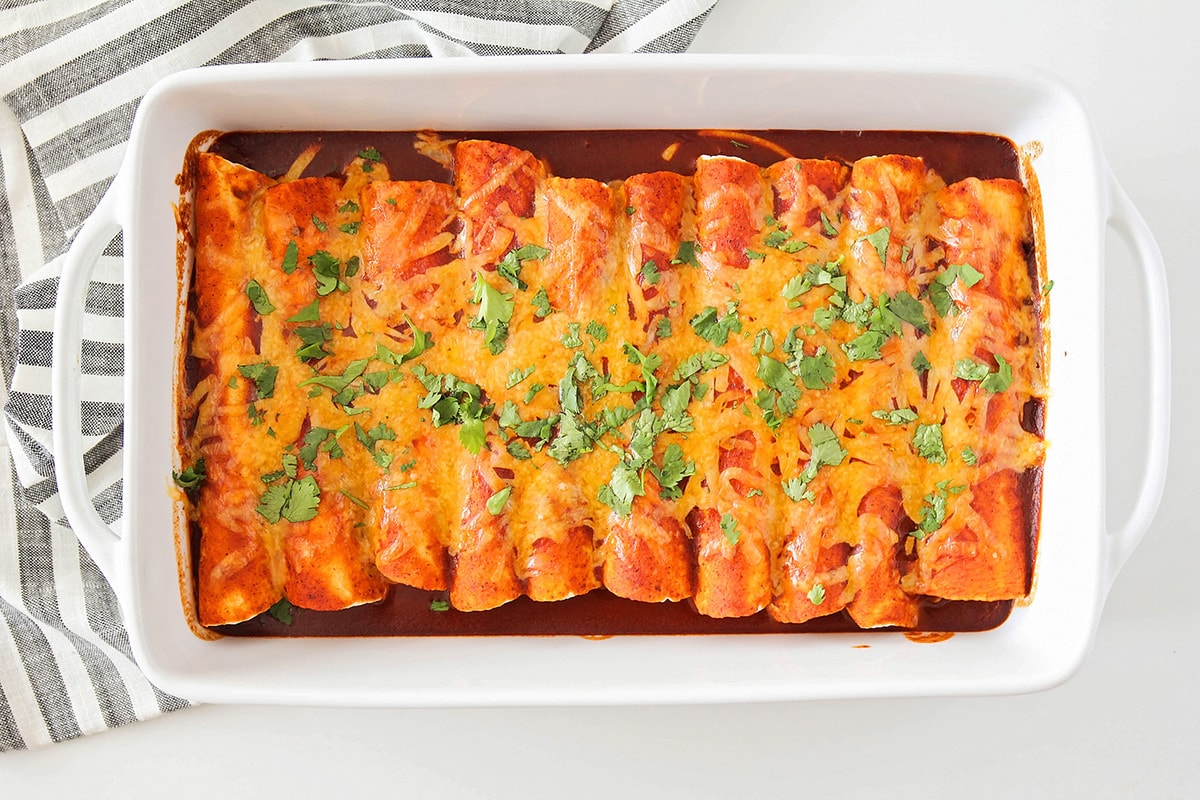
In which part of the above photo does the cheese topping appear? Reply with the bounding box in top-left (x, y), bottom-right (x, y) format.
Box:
top-left (182, 136), bottom-right (1047, 628)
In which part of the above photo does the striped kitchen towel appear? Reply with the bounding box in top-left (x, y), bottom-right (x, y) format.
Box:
top-left (0, 0), bottom-right (719, 751)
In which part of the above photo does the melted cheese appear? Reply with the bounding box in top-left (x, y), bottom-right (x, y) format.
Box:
top-left (184, 139), bottom-right (1047, 628)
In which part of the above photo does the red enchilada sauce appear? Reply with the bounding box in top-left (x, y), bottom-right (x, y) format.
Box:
top-left (196, 129), bottom-right (1043, 638)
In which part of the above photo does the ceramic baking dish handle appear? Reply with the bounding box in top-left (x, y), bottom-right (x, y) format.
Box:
top-left (1103, 169), bottom-right (1171, 590)
top-left (51, 186), bottom-right (125, 582)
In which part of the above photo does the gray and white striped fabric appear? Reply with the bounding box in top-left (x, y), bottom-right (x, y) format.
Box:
top-left (0, 0), bottom-right (719, 752)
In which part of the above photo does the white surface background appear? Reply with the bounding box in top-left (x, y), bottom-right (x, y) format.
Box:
top-left (3, 0), bottom-right (1196, 795)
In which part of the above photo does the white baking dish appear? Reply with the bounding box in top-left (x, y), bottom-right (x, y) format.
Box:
top-left (52, 55), bottom-right (1169, 704)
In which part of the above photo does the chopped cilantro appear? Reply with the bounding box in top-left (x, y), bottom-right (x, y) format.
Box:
top-left (860, 226), bottom-right (890, 266)
top-left (495, 243), bottom-right (549, 291)
top-left (647, 442), bottom-right (695, 500)
top-left (561, 322), bottom-right (583, 349)
top-left (469, 272), bottom-right (514, 354)
top-left (671, 240), bottom-right (701, 269)
top-left (913, 423), bottom-right (947, 464)
top-left (962, 446), bottom-right (978, 465)
top-left (237, 362), bottom-right (278, 399)
top-left (912, 351), bottom-right (932, 373)
top-left (172, 458), bottom-right (206, 493)
top-left (585, 320), bottom-right (609, 343)
top-left (807, 583), bottom-right (826, 605)
top-left (506, 365), bottom-right (536, 389)
top-left (720, 512), bottom-right (741, 545)
top-left (267, 597), bottom-right (294, 625)
top-left (288, 299), bottom-right (321, 323)
top-left (820, 211), bottom-right (839, 237)
top-left (841, 330), bottom-right (888, 361)
top-left (872, 408), bottom-right (918, 426)
top-left (429, 598), bottom-right (450, 612)
top-left (340, 488), bottom-right (369, 510)
top-left (523, 382), bottom-right (545, 404)
top-left (308, 250), bottom-right (349, 295)
top-left (796, 347), bottom-right (836, 390)
top-left (887, 291), bottom-right (929, 334)
top-left (690, 302), bottom-right (742, 346)
top-left (486, 486), bottom-right (512, 516)
top-left (672, 350), bottom-right (728, 381)
top-left (928, 263), bottom-right (985, 317)
top-left (640, 259), bottom-right (661, 285)
top-left (245, 280), bottom-right (275, 315)
top-left (506, 440), bottom-right (532, 460)
top-left (458, 418), bottom-right (486, 454)
top-left (281, 239), bottom-right (299, 274)
top-left (980, 354), bottom-right (1014, 393)
top-left (311, 214), bottom-right (327, 232)
top-left (256, 473), bottom-right (320, 524)
top-left (954, 358), bottom-right (991, 381)
top-left (531, 286), bottom-right (555, 318)
top-left (782, 423), bottom-right (847, 502)
top-left (655, 316), bottom-right (672, 339)
top-left (297, 426), bottom-right (348, 470)
top-left (752, 328), bottom-right (775, 355)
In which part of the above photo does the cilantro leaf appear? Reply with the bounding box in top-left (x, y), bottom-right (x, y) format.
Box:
top-left (912, 351), bottom-right (932, 373)
top-left (782, 423), bottom-right (847, 502)
top-left (237, 362), bottom-right (278, 399)
top-left (506, 365), bottom-right (535, 389)
top-left (267, 597), bottom-right (294, 625)
top-left (245, 280), bottom-right (275, 315)
top-left (469, 272), bottom-right (514, 354)
top-left (531, 286), bottom-right (555, 318)
top-left (980, 354), bottom-right (1014, 393)
top-left (872, 408), bottom-right (918, 426)
top-left (585, 320), bottom-right (609, 343)
top-left (256, 474), bottom-right (321, 524)
top-left (887, 291), bottom-right (929, 334)
top-left (915, 489), bottom-right (948, 537)
top-left (560, 322), bottom-right (583, 349)
top-left (820, 211), bottom-right (839, 237)
top-left (860, 226), bottom-right (890, 266)
top-left (495, 243), bottom-right (549, 291)
top-left (640, 260), bottom-right (661, 285)
top-left (807, 583), bottom-right (826, 606)
top-left (309, 250), bottom-right (348, 295)
top-left (548, 412), bottom-right (593, 465)
top-left (172, 458), bottom-right (206, 493)
top-left (486, 486), bottom-right (512, 516)
top-left (281, 240), bottom-right (300, 274)
top-left (647, 442), bottom-right (694, 499)
top-left (458, 418), bottom-right (486, 454)
top-left (671, 240), bottom-right (701, 269)
top-left (913, 423), bottom-right (947, 464)
top-left (841, 330), bottom-right (888, 361)
top-left (797, 347), bottom-right (836, 390)
top-left (690, 303), bottom-right (742, 346)
top-left (954, 358), bottom-right (991, 381)
top-left (287, 299), bottom-right (320, 323)
top-left (720, 512), bottom-right (741, 545)
top-left (672, 350), bottom-right (728, 381)
top-left (506, 440), bottom-right (532, 460)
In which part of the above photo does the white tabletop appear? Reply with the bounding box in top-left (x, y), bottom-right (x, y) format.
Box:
top-left (3, 1), bottom-right (1196, 796)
